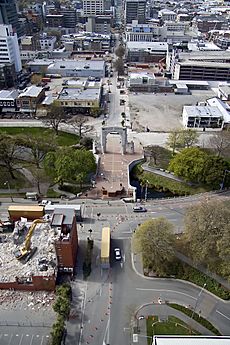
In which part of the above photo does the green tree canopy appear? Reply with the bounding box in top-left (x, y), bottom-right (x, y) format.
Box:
top-left (167, 129), bottom-right (199, 154)
top-left (133, 218), bottom-right (175, 276)
top-left (115, 44), bottom-right (125, 58)
top-left (169, 147), bottom-right (228, 186)
top-left (44, 147), bottom-right (96, 185)
top-left (184, 200), bottom-right (230, 279)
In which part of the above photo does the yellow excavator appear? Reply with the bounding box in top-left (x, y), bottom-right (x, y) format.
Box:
top-left (13, 219), bottom-right (46, 261)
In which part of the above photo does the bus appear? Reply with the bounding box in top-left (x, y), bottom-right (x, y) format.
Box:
top-left (101, 227), bottom-right (110, 269)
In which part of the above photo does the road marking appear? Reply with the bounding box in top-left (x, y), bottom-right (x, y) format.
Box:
top-left (216, 310), bottom-right (230, 321)
top-left (18, 335), bottom-right (24, 345)
top-left (29, 335), bottom-right (34, 345)
top-left (136, 288), bottom-right (196, 300)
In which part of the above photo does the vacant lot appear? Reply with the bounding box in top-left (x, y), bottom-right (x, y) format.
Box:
top-left (129, 90), bottom-right (216, 132)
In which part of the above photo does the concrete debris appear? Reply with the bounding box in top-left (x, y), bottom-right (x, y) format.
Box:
top-left (0, 221), bottom-right (59, 283)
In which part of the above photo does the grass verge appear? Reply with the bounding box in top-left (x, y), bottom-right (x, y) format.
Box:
top-left (146, 316), bottom-right (199, 344)
top-left (0, 127), bottom-right (79, 146)
top-left (132, 164), bottom-right (211, 196)
top-left (168, 304), bottom-right (221, 336)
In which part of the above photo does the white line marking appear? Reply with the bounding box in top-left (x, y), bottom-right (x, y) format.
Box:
top-left (18, 335), bottom-right (24, 345)
top-left (136, 288), bottom-right (196, 300)
top-left (29, 335), bottom-right (34, 345)
top-left (216, 310), bottom-right (230, 321)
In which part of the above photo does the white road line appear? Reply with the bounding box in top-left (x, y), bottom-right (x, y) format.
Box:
top-left (216, 310), bottom-right (230, 321)
top-left (136, 288), bottom-right (196, 300)
top-left (8, 334), bottom-right (13, 344)
top-left (40, 336), bottom-right (45, 345)
top-left (29, 335), bottom-right (34, 345)
top-left (18, 335), bottom-right (24, 345)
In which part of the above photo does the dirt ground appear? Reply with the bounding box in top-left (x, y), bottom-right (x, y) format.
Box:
top-left (129, 90), bottom-right (216, 132)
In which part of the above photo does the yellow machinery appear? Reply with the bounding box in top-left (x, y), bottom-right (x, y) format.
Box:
top-left (14, 219), bottom-right (46, 261)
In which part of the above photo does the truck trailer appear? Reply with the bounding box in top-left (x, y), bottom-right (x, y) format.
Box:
top-left (8, 205), bottom-right (44, 221)
top-left (101, 227), bottom-right (110, 269)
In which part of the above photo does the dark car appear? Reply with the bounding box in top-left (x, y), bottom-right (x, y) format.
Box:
top-left (133, 206), bottom-right (147, 213)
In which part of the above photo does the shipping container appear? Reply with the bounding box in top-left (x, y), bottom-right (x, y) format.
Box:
top-left (8, 205), bottom-right (44, 221)
top-left (101, 227), bottom-right (110, 269)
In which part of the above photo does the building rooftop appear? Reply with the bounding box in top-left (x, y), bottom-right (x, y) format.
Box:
top-left (18, 85), bottom-right (43, 98)
top-left (184, 105), bottom-right (223, 118)
top-left (0, 89), bottom-right (18, 100)
top-left (52, 208), bottom-right (75, 226)
top-left (58, 87), bottom-right (100, 101)
top-left (177, 50), bottom-right (230, 67)
top-left (127, 41), bottom-right (168, 51)
top-left (0, 221), bottom-right (58, 283)
top-left (129, 71), bottom-right (155, 79)
top-left (47, 60), bottom-right (105, 71)
top-left (188, 41), bottom-right (221, 51)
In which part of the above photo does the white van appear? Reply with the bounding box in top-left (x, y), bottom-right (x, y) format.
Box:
top-left (25, 192), bottom-right (39, 201)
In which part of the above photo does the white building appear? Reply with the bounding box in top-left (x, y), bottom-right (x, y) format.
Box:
top-left (0, 24), bottom-right (22, 72)
top-left (83, 0), bottom-right (104, 15)
top-left (158, 9), bottom-right (176, 22)
top-left (39, 34), bottom-right (56, 51)
top-left (207, 97), bottom-right (230, 126)
top-left (182, 105), bottom-right (224, 130)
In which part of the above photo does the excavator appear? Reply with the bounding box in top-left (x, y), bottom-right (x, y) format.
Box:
top-left (13, 219), bottom-right (46, 262)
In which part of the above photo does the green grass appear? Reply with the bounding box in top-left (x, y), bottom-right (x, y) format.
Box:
top-left (146, 316), bottom-right (199, 344)
top-left (132, 164), bottom-right (211, 196)
top-left (46, 188), bottom-right (63, 198)
top-left (146, 146), bottom-right (173, 170)
top-left (0, 127), bottom-right (79, 146)
top-left (168, 304), bottom-right (222, 335)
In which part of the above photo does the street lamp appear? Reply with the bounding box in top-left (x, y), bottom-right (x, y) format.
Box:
top-left (145, 180), bottom-right (149, 202)
top-left (190, 283), bottom-right (207, 328)
top-left (4, 181), bottom-right (13, 202)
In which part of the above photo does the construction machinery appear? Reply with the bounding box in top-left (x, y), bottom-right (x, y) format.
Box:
top-left (13, 219), bottom-right (46, 261)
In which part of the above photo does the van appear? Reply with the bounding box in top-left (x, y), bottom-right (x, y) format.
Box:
top-left (25, 192), bottom-right (39, 201)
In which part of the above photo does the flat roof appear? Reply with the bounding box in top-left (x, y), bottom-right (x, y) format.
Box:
top-left (0, 89), bottom-right (18, 100)
top-left (153, 336), bottom-right (230, 345)
top-left (101, 227), bottom-right (110, 259)
top-left (8, 205), bottom-right (44, 212)
top-left (47, 59), bottom-right (105, 71)
top-left (127, 41), bottom-right (168, 51)
top-left (169, 80), bottom-right (209, 86)
top-left (18, 85), bottom-right (43, 98)
top-left (183, 105), bottom-right (222, 118)
top-left (58, 87), bottom-right (100, 101)
top-left (44, 204), bottom-right (81, 212)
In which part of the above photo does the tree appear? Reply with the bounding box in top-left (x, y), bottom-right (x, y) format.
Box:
top-left (179, 129), bottom-right (199, 148)
top-left (68, 115), bottom-right (92, 138)
top-left (115, 44), bottom-right (125, 58)
top-left (44, 101), bottom-right (66, 135)
top-left (169, 147), bottom-right (228, 186)
top-left (209, 131), bottom-right (230, 158)
top-left (166, 129), bottom-right (181, 155)
top-left (31, 74), bottom-right (42, 85)
top-left (18, 133), bottom-right (56, 168)
top-left (0, 133), bottom-right (20, 179)
top-left (133, 218), bottom-right (175, 276)
top-left (50, 315), bottom-right (65, 345)
top-left (44, 147), bottom-right (96, 186)
top-left (167, 129), bottom-right (198, 154)
top-left (114, 58), bottom-right (124, 76)
top-left (184, 200), bottom-right (230, 277)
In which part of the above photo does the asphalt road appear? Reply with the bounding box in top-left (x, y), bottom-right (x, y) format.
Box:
top-left (0, 326), bottom-right (50, 345)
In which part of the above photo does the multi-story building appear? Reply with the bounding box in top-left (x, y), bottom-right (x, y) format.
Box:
top-left (83, 0), bottom-right (105, 16)
top-left (0, 89), bottom-right (18, 115)
top-left (45, 14), bottom-right (64, 28)
top-left (16, 85), bottom-right (45, 114)
top-left (158, 9), bottom-right (176, 22)
top-left (0, 24), bottom-right (21, 72)
top-left (168, 48), bottom-right (230, 81)
top-left (39, 33), bottom-right (56, 51)
top-left (192, 15), bottom-right (227, 34)
top-left (86, 15), bottom-right (111, 34)
top-left (46, 60), bottom-right (105, 78)
top-left (182, 105), bottom-right (224, 130)
top-left (125, 0), bottom-right (146, 25)
top-left (51, 208), bottom-right (78, 273)
top-left (0, 63), bottom-right (17, 88)
top-left (0, 0), bottom-right (23, 36)
top-left (126, 41), bottom-right (168, 63)
top-left (60, 8), bottom-right (77, 29)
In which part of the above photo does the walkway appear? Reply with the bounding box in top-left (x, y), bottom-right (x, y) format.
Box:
top-left (142, 163), bottom-right (189, 184)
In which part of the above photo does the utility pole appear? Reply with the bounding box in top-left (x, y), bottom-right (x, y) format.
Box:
top-left (4, 181), bottom-right (13, 202)
top-left (190, 283), bottom-right (207, 333)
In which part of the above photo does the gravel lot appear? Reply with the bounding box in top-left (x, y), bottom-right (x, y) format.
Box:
top-left (129, 90), bottom-right (216, 132)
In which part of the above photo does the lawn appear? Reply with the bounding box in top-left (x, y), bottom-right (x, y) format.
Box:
top-left (0, 167), bottom-right (32, 189)
top-left (0, 127), bottom-right (79, 146)
top-left (146, 316), bottom-right (198, 344)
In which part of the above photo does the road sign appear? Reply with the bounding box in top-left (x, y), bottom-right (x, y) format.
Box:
top-left (133, 334), bottom-right (138, 343)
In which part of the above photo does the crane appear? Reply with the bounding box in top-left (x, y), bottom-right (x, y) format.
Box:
top-left (13, 219), bottom-right (46, 261)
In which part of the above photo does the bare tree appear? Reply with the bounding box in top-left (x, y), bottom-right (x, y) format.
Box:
top-left (0, 134), bottom-right (21, 179)
top-left (115, 45), bottom-right (125, 58)
top-left (114, 58), bottom-right (125, 76)
top-left (68, 115), bottom-right (93, 138)
top-left (44, 101), bottom-right (66, 135)
top-left (209, 131), bottom-right (230, 158)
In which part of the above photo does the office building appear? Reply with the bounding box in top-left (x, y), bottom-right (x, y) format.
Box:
top-left (0, 0), bottom-right (23, 36)
top-left (0, 63), bottom-right (17, 88)
top-left (86, 15), bottom-right (111, 34)
top-left (60, 8), bottom-right (77, 29)
top-left (0, 24), bottom-right (21, 72)
top-left (126, 41), bottom-right (168, 63)
top-left (83, 0), bottom-right (105, 16)
top-left (125, 0), bottom-right (146, 25)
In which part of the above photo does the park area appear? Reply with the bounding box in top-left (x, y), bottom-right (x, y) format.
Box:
top-left (146, 316), bottom-right (198, 344)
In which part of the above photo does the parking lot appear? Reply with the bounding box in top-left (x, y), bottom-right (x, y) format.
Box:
top-left (129, 89), bottom-right (216, 132)
top-left (0, 327), bottom-right (50, 345)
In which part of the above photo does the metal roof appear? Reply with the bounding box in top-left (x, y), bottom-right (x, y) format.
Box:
top-left (18, 85), bottom-right (43, 98)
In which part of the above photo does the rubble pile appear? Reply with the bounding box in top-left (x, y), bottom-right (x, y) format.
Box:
top-left (0, 290), bottom-right (55, 311)
top-left (0, 222), bottom-right (59, 283)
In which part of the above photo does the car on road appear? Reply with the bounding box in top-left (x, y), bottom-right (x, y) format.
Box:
top-left (133, 206), bottom-right (147, 212)
top-left (114, 248), bottom-right (122, 261)
top-left (39, 200), bottom-right (52, 206)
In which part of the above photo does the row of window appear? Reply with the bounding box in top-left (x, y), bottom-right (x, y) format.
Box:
top-left (0, 101), bottom-right (14, 106)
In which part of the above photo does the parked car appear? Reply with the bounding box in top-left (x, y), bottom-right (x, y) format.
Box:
top-left (133, 206), bottom-right (147, 213)
top-left (114, 248), bottom-right (122, 261)
top-left (38, 200), bottom-right (52, 206)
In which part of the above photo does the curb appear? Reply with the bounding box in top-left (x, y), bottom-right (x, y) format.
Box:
top-left (131, 253), bottom-right (230, 304)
